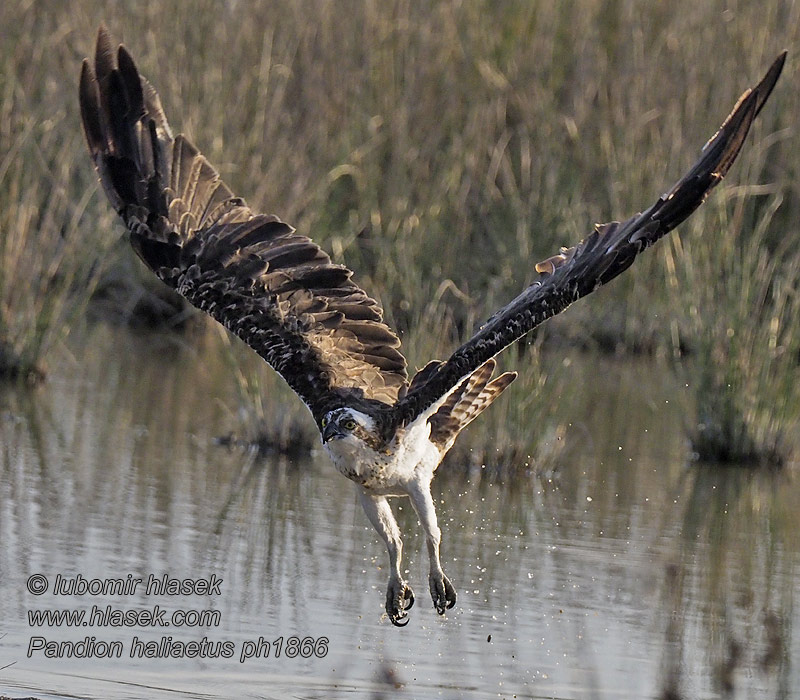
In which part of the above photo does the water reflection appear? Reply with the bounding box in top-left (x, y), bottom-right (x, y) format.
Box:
top-left (656, 467), bottom-right (796, 699)
top-left (1, 325), bottom-right (798, 699)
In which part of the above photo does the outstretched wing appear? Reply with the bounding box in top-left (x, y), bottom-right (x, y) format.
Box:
top-left (80, 27), bottom-right (407, 425)
top-left (391, 52), bottom-right (786, 429)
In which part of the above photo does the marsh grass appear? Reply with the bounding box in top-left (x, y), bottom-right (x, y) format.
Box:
top-left (665, 161), bottom-right (800, 464)
top-left (439, 337), bottom-right (572, 480)
top-left (0, 114), bottom-right (107, 383)
top-left (0, 4), bottom-right (117, 381)
top-left (89, 238), bottom-right (194, 330)
top-left (212, 326), bottom-right (317, 458)
top-left (2, 0), bottom-right (798, 462)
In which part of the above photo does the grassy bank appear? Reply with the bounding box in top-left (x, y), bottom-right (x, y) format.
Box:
top-left (0, 6), bottom-right (113, 379)
top-left (1, 0), bottom-right (798, 461)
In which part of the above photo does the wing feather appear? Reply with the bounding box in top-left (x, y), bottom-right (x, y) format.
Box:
top-left (80, 27), bottom-right (408, 425)
top-left (392, 52), bottom-right (786, 429)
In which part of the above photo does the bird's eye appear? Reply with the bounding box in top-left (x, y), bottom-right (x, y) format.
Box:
top-left (321, 416), bottom-right (329, 427)
top-left (343, 419), bottom-right (357, 431)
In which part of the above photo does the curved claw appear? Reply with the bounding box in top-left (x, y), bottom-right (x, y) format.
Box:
top-left (391, 613), bottom-right (410, 627)
top-left (430, 573), bottom-right (457, 615)
top-left (403, 585), bottom-right (415, 610)
top-left (386, 579), bottom-right (415, 627)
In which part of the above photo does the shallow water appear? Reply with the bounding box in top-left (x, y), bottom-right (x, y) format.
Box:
top-left (1, 325), bottom-right (798, 699)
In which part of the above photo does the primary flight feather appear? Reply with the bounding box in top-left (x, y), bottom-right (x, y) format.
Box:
top-left (80, 26), bottom-right (785, 626)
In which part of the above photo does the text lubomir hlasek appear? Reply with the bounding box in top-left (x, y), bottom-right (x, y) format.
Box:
top-left (50, 574), bottom-right (222, 596)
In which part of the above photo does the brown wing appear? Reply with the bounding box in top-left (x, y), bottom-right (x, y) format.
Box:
top-left (392, 52), bottom-right (786, 430)
top-left (80, 27), bottom-right (407, 425)
top-left (428, 359), bottom-right (517, 450)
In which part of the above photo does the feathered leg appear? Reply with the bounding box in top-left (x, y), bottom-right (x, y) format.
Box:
top-left (358, 490), bottom-right (415, 626)
top-left (407, 477), bottom-right (457, 615)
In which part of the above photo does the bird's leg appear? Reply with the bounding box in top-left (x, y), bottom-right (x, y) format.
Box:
top-left (358, 489), bottom-right (415, 626)
top-left (407, 477), bottom-right (456, 615)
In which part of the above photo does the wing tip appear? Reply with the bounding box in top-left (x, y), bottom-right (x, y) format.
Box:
top-left (753, 50), bottom-right (787, 118)
top-left (94, 24), bottom-right (116, 83)
top-left (79, 58), bottom-right (104, 156)
top-left (711, 50), bottom-right (786, 177)
top-left (117, 43), bottom-right (145, 120)
top-left (488, 371), bottom-right (517, 395)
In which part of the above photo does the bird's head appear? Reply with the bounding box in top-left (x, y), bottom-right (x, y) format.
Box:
top-left (321, 408), bottom-right (376, 445)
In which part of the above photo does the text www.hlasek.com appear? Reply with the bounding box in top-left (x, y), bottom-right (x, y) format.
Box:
top-left (25, 573), bottom-right (329, 663)
top-left (28, 605), bottom-right (220, 628)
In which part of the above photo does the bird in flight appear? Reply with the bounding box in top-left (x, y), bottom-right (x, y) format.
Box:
top-left (80, 27), bottom-right (784, 626)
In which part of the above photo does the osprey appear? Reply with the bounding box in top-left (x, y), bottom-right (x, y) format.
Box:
top-left (80, 28), bottom-right (785, 626)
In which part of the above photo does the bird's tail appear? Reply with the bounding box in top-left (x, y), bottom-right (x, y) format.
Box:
top-left (428, 359), bottom-right (517, 451)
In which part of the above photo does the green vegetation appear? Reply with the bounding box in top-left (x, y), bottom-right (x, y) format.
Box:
top-left (0, 5), bottom-right (113, 380)
top-left (0, 0), bottom-right (797, 463)
top-left (666, 185), bottom-right (800, 465)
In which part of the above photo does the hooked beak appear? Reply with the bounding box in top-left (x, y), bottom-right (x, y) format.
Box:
top-left (322, 421), bottom-right (342, 443)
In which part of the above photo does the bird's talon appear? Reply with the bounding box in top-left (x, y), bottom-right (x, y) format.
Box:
top-left (386, 579), bottom-right (415, 627)
top-left (430, 573), bottom-right (457, 615)
top-left (391, 612), bottom-right (410, 627)
top-left (403, 586), bottom-right (415, 610)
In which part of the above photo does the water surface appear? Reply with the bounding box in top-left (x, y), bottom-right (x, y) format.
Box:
top-left (1, 326), bottom-right (798, 699)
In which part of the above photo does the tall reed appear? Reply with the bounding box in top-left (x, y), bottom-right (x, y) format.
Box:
top-left (665, 184), bottom-right (800, 464)
top-left (0, 3), bottom-right (115, 381)
top-left (1, 0), bottom-right (797, 462)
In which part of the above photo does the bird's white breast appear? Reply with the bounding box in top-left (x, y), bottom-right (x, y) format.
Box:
top-left (324, 419), bottom-right (439, 493)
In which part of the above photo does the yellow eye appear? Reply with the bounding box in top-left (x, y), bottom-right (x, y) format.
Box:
top-left (343, 419), bottom-right (357, 431)
top-left (321, 416), bottom-right (329, 427)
